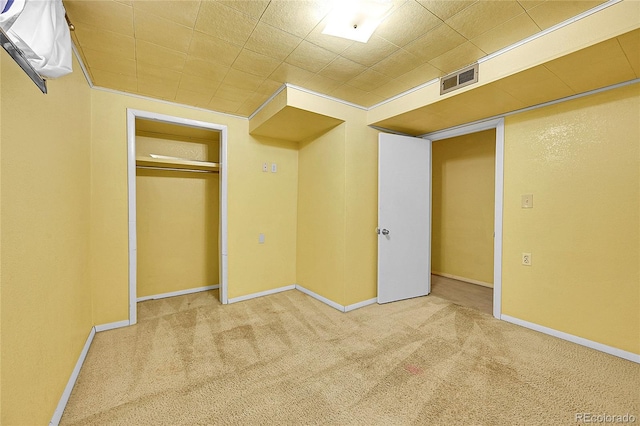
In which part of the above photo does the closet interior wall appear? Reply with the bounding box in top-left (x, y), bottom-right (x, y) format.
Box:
top-left (431, 129), bottom-right (496, 287)
top-left (135, 119), bottom-right (220, 299)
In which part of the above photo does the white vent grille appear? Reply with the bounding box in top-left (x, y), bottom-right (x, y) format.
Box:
top-left (440, 63), bottom-right (479, 95)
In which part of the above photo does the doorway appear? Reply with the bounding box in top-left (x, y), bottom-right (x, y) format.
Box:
top-left (127, 109), bottom-right (229, 325)
top-left (430, 128), bottom-right (496, 315)
top-left (423, 118), bottom-right (504, 319)
top-left (377, 119), bottom-right (503, 319)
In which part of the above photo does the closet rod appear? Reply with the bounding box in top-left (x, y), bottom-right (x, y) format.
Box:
top-left (136, 166), bottom-right (218, 173)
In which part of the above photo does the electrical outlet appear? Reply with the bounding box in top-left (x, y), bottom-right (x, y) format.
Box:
top-left (271, 163), bottom-right (277, 173)
top-left (262, 162), bottom-right (268, 172)
top-left (522, 253), bottom-right (532, 266)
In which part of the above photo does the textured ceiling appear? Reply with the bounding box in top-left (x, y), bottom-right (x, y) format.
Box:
top-left (64, 0), bottom-right (607, 117)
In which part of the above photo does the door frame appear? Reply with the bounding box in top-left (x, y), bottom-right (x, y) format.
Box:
top-left (126, 109), bottom-right (229, 325)
top-left (421, 118), bottom-right (504, 319)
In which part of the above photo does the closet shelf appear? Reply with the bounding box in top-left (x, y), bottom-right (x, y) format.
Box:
top-left (136, 156), bottom-right (220, 172)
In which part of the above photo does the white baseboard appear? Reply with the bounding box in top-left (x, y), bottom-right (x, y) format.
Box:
top-left (501, 315), bottom-right (640, 364)
top-left (136, 284), bottom-right (220, 302)
top-left (227, 283), bottom-right (376, 314)
top-left (295, 285), bottom-right (345, 312)
top-left (432, 271), bottom-right (493, 288)
top-left (49, 327), bottom-right (96, 426)
top-left (94, 320), bottom-right (130, 333)
top-left (227, 285), bottom-right (296, 304)
top-left (345, 297), bottom-right (378, 312)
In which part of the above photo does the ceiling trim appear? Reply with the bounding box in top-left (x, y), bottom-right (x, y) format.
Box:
top-left (285, 83), bottom-right (368, 111)
top-left (72, 43), bottom-right (93, 89)
top-left (418, 78), bottom-right (640, 139)
top-left (248, 83), bottom-right (287, 120)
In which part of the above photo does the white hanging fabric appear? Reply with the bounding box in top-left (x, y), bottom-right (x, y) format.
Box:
top-left (0, 0), bottom-right (72, 78)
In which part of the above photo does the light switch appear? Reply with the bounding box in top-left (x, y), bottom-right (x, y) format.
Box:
top-left (262, 162), bottom-right (268, 172)
top-left (521, 194), bottom-right (533, 208)
top-left (258, 233), bottom-right (265, 244)
top-left (271, 163), bottom-right (277, 173)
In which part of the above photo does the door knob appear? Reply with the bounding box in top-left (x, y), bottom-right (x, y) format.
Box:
top-left (381, 229), bottom-right (390, 235)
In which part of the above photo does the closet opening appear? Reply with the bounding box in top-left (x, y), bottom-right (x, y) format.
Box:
top-left (423, 118), bottom-right (504, 319)
top-left (127, 110), bottom-right (228, 325)
top-left (430, 129), bottom-right (496, 315)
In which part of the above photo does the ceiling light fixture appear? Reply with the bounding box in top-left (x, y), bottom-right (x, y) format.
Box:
top-left (322, 0), bottom-right (393, 43)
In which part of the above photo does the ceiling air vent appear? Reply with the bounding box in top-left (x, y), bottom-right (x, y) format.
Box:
top-left (440, 63), bottom-right (479, 95)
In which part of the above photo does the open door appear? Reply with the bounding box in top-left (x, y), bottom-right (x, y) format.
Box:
top-left (377, 133), bottom-right (431, 304)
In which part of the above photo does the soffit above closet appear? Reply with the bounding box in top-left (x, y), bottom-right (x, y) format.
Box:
top-left (63, 0), bottom-right (607, 117)
top-left (370, 28), bottom-right (640, 135)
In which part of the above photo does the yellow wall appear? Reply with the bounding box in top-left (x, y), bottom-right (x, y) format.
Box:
top-left (297, 124), bottom-right (346, 303)
top-left (343, 120), bottom-right (379, 306)
top-left (432, 130), bottom-right (495, 286)
top-left (90, 89), bottom-right (299, 324)
top-left (135, 133), bottom-right (219, 162)
top-left (291, 88), bottom-right (379, 307)
top-left (136, 169), bottom-right (219, 297)
top-left (1, 55), bottom-right (93, 424)
top-left (503, 83), bottom-right (640, 354)
top-left (225, 134), bottom-right (298, 299)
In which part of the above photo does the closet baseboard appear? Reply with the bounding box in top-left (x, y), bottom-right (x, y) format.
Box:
top-left (50, 327), bottom-right (95, 426)
top-left (137, 284), bottom-right (220, 302)
top-left (228, 285), bottom-right (296, 304)
top-left (432, 271), bottom-right (493, 288)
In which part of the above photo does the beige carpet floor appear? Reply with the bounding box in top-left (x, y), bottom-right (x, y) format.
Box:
top-left (61, 289), bottom-right (639, 425)
top-left (430, 274), bottom-right (493, 315)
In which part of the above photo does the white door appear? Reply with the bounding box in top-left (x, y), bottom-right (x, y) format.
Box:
top-left (377, 133), bottom-right (431, 304)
